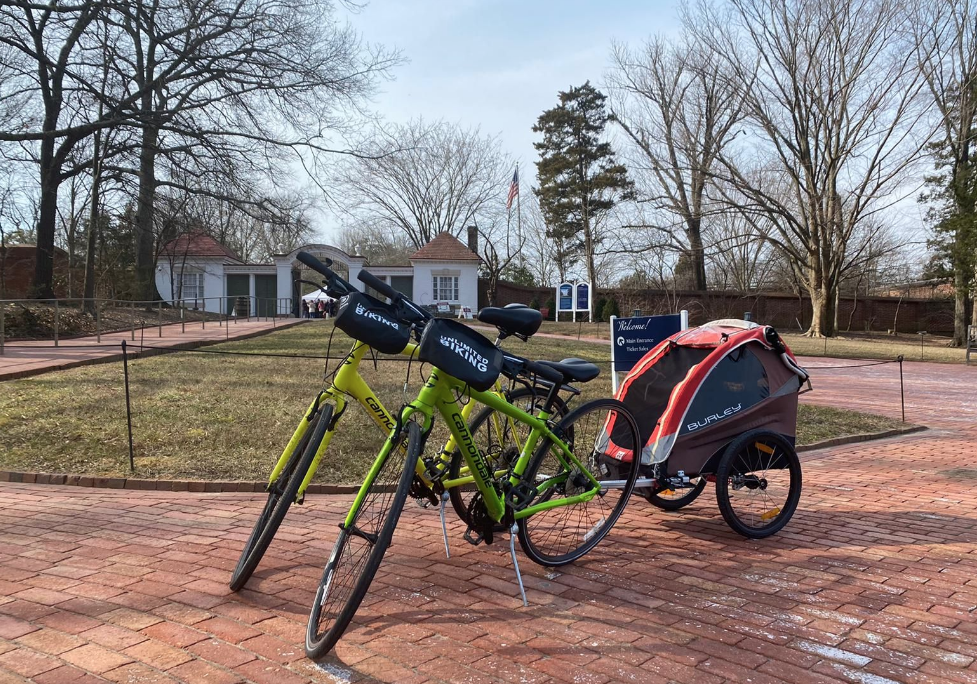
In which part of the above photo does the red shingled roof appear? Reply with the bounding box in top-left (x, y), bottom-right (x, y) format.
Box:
top-left (410, 232), bottom-right (480, 261)
top-left (160, 234), bottom-right (241, 262)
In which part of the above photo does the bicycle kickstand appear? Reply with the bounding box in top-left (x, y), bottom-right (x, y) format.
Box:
top-left (509, 523), bottom-right (528, 607)
top-left (439, 491), bottom-right (451, 559)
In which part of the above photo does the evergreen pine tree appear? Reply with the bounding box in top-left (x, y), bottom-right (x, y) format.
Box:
top-left (533, 82), bottom-right (633, 315)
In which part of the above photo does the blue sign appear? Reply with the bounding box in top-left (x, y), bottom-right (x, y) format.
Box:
top-left (612, 314), bottom-right (683, 374)
top-left (558, 283), bottom-right (573, 311)
top-left (575, 283), bottom-right (589, 311)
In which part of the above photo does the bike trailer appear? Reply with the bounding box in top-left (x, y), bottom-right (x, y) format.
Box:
top-left (603, 319), bottom-right (809, 474)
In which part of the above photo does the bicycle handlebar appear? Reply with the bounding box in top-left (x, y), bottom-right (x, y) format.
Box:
top-left (296, 251), bottom-right (355, 298)
top-left (357, 269), bottom-right (399, 302)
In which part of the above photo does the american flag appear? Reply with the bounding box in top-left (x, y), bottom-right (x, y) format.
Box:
top-left (506, 167), bottom-right (519, 211)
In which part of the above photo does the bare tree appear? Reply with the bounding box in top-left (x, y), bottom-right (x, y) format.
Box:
top-left (338, 119), bottom-right (510, 250)
top-left (106, 0), bottom-right (397, 300)
top-left (337, 221), bottom-right (415, 266)
top-left (694, 0), bottom-right (932, 336)
top-left (608, 34), bottom-right (746, 291)
top-left (915, 0), bottom-right (977, 344)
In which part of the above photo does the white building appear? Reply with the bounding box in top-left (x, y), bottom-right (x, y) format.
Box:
top-left (155, 232), bottom-right (481, 317)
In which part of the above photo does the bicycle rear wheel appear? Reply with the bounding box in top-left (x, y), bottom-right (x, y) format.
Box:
top-left (230, 405), bottom-right (330, 591)
top-left (448, 388), bottom-right (568, 529)
top-left (305, 419), bottom-right (422, 659)
top-left (517, 398), bottom-right (641, 567)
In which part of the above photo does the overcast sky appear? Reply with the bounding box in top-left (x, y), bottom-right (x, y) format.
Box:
top-left (317, 0), bottom-right (682, 240)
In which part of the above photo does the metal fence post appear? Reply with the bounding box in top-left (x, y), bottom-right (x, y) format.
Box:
top-left (897, 355), bottom-right (905, 423)
top-left (201, 298), bottom-right (205, 330)
top-left (54, 299), bottom-right (59, 347)
top-left (130, 301), bottom-right (135, 341)
top-left (181, 305), bottom-right (186, 334)
top-left (121, 340), bottom-right (135, 472)
top-left (96, 300), bottom-right (101, 343)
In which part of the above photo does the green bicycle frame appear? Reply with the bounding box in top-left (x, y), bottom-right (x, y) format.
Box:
top-left (356, 367), bottom-right (602, 525)
top-left (266, 339), bottom-right (526, 500)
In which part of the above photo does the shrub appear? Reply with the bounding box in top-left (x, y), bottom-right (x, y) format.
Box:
top-left (602, 298), bottom-right (620, 321)
top-left (530, 297), bottom-right (540, 310)
top-left (544, 298), bottom-right (556, 320)
top-left (593, 297), bottom-right (607, 322)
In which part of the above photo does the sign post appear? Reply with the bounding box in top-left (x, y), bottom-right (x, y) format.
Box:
top-left (556, 282), bottom-right (592, 322)
top-left (610, 311), bottom-right (689, 394)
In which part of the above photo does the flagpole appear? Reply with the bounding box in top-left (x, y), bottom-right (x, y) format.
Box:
top-left (516, 162), bottom-right (523, 268)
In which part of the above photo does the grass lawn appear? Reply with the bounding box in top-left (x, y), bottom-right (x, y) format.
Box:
top-left (532, 320), bottom-right (967, 364)
top-left (0, 320), bottom-right (910, 482)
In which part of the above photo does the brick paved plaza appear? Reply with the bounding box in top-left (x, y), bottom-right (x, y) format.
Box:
top-left (1, 358), bottom-right (976, 683)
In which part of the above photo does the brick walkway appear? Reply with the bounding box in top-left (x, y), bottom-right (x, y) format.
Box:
top-left (0, 319), bottom-right (304, 381)
top-left (1, 361), bottom-right (976, 683)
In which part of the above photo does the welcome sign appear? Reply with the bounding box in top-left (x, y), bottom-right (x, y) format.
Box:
top-left (610, 312), bottom-right (689, 392)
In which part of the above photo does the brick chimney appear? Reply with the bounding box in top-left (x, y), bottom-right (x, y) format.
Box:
top-left (467, 225), bottom-right (478, 255)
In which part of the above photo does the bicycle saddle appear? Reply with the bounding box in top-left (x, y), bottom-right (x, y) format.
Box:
top-left (476, 304), bottom-right (542, 340)
top-left (537, 358), bottom-right (600, 383)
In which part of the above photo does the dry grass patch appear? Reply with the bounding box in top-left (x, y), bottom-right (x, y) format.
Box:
top-left (0, 320), bottom-right (910, 482)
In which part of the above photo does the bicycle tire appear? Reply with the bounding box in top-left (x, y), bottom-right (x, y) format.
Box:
top-left (517, 398), bottom-right (641, 567)
top-left (229, 405), bottom-right (330, 591)
top-left (448, 388), bottom-right (569, 529)
top-left (305, 419), bottom-right (422, 659)
top-left (644, 477), bottom-right (707, 511)
top-left (715, 429), bottom-right (802, 539)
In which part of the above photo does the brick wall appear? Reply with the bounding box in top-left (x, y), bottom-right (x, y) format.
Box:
top-left (480, 279), bottom-right (960, 335)
top-left (0, 246), bottom-right (71, 299)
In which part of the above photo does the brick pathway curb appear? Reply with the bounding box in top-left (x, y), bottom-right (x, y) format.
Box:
top-left (0, 471), bottom-right (361, 494)
top-left (0, 423), bottom-right (925, 494)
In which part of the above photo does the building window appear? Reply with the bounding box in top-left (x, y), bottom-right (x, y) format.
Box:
top-left (180, 271), bottom-right (205, 300)
top-left (432, 275), bottom-right (459, 302)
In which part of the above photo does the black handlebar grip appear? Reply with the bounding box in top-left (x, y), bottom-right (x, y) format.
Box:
top-left (296, 251), bottom-right (334, 277)
top-left (357, 269), bottom-right (399, 302)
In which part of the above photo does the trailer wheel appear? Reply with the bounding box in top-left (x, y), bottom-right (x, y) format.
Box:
top-left (715, 430), bottom-right (801, 539)
top-left (643, 477), bottom-right (707, 511)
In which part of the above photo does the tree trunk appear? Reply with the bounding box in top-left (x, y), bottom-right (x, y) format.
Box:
top-left (807, 288), bottom-right (824, 337)
top-left (83, 131), bottom-right (101, 315)
top-left (33, 136), bottom-right (59, 299)
top-left (953, 268), bottom-right (967, 346)
top-left (687, 218), bottom-right (707, 291)
top-left (135, 123), bottom-right (159, 302)
top-left (583, 215), bottom-right (597, 317)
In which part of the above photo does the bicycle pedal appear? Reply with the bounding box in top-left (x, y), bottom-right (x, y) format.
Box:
top-left (463, 526), bottom-right (484, 546)
top-left (414, 498), bottom-right (432, 509)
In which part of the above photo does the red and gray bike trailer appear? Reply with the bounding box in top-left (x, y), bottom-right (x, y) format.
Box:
top-left (600, 319), bottom-right (810, 538)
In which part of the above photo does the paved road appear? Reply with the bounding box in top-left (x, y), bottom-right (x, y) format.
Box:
top-left (0, 360), bottom-right (975, 683)
top-left (0, 319), bottom-right (303, 381)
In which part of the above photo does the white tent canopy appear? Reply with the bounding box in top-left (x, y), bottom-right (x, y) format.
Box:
top-left (301, 290), bottom-right (333, 302)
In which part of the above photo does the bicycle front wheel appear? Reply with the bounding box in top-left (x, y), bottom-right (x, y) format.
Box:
top-left (518, 398), bottom-right (641, 567)
top-left (305, 419), bottom-right (422, 659)
top-left (230, 404), bottom-right (330, 592)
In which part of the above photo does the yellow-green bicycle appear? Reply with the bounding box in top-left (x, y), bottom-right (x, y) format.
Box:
top-left (301, 261), bottom-right (642, 658)
top-left (229, 255), bottom-right (581, 591)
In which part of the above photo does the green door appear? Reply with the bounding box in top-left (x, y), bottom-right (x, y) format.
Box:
top-left (390, 276), bottom-right (413, 299)
top-left (226, 274), bottom-right (249, 317)
top-left (255, 274), bottom-right (277, 317)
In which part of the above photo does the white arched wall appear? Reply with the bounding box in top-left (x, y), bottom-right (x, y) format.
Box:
top-left (275, 244), bottom-right (367, 306)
